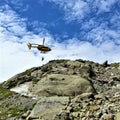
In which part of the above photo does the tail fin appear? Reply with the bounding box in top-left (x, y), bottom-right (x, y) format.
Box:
top-left (27, 43), bottom-right (32, 50)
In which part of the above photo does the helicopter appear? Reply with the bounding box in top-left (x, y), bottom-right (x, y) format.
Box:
top-left (27, 38), bottom-right (51, 53)
top-left (27, 38), bottom-right (51, 60)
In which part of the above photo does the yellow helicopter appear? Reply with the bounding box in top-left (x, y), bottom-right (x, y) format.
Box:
top-left (27, 38), bottom-right (51, 53)
top-left (27, 38), bottom-right (51, 60)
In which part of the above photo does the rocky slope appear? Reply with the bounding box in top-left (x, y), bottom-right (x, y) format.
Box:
top-left (0, 59), bottom-right (120, 120)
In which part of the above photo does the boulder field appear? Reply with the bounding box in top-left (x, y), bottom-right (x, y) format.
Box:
top-left (0, 59), bottom-right (120, 120)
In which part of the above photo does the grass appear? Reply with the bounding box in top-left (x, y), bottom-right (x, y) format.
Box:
top-left (0, 107), bottom-right (21, 118)
top-left (0, 87), bottom-right (21, 119)
top-left (0, 87), bottom-right (13, 100)
top-left (0, 87), bottom-right (29, 119)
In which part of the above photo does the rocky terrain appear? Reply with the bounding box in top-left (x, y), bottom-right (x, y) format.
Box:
top-left (0, 59), bottom-right (120, 120)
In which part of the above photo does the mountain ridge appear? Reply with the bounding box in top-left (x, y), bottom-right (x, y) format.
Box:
top-left (0, 59), bottom-right (120, 120)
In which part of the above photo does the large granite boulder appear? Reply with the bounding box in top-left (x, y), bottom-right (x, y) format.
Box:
top-left (29, 74), bottom-right (96, 97)
top-left (27, 96), bottom-right (70, 120)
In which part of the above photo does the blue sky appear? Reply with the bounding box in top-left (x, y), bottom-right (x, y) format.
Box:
top-left (0, 0), bottom-right (120, 82)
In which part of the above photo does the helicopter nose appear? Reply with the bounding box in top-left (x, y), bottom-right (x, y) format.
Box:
top-left (49, 48), bottom-right (51, 51)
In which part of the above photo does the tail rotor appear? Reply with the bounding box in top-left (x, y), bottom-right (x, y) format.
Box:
top-left (27, 43), bottom-right (32, 50)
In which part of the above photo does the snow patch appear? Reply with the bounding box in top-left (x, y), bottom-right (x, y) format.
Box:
top-left (10, 82), bottom-right (37, 99)
top-left (11, 84), bottom-right (29, 93)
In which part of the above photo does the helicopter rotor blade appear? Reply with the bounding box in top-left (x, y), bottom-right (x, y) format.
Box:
top-left (30, 43), bottom-right (40, 45)
top-left (43, 38), bottom-right (45, 45)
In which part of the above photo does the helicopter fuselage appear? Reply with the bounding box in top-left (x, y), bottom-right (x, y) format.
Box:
top-left (37, 45), bottom-right (51, 52)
